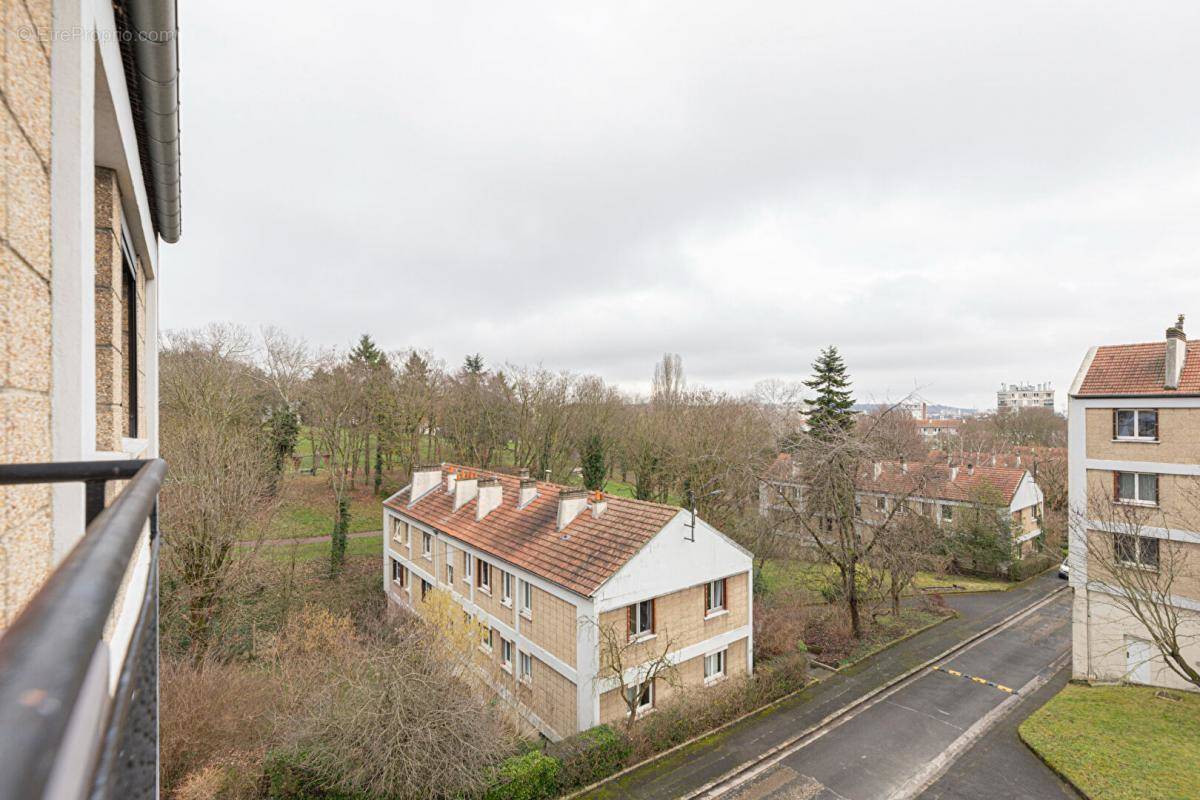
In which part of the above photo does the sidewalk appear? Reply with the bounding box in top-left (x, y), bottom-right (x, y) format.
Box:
top-left (575, 573), bottom-right (1066, 800)
top-left (236, 530), bottom-right (381, 547)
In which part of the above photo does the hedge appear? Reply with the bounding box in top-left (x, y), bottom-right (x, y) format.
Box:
top-left (483, 750), bottom-right (561, 800)
top-left (262, 750), bottom-right (371, 800)
top-left (547, 724), bottom-right (631, 792)
top-left (1008, 553), bottom-right (1058, 582)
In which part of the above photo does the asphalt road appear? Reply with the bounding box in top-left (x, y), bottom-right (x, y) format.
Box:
top-left (721, 590), bottom-right (1073, 800)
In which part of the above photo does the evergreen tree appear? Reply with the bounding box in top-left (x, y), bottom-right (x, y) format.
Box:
top-left (265, 405), bottom-right (301, 483)
top-left (580, 433), bottom-right (606, 491)
top-left (804, 345), bottom-right (855, 439)
top-left (463, 353), bottom-right (485, 375)
top-left (349, 333), bottom-right (386, 367)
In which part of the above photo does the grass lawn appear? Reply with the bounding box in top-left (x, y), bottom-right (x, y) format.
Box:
top-left (757, 558), bottom-right (1010, 598)
top-left (251, 532), bottom-right (383, 563)
top-left (1020, 684), bottom-right (1200, 800)
top-left (265, 474), bottom-right (389, 539)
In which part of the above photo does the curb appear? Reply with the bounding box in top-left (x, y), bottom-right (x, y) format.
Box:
top-left (1017, 727), bottom-right (1090, 799)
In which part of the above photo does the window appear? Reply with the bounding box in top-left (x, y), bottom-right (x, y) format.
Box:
top-left (876, 496), bottom-right (887, 511)
top-left (501, 571), bottom-right (513, 606)
top-left (1115, 472), bottom-right (1159, 506)
top-left (1114, 409), bottom-right (1158, 441)
top-left (501, 639), bottom-right (513, 671)
top-left (480, 626), bottom-right (493, 651)
top-left (1115, 533), bottom-right (1159, 569)
top-left (390, 558), bottom-right (407, 588)
top-left (520, 580), bottom-right (533, 617)
top-left (464, 551), bottom-right (473, 582)
top-left (628, 599), bottom-right (654, 639)
top-left (390, 516), bottom-right (404, 543)
top-left (625, 680), bottom-right (653, 712)
top-left (422, 531), bottom-right (432, 558)
top-left (940, 504), bottom-right (953, 522)
top-left (704, 649), bottom-right (727, 681)
top-left (854, 498), bottom-right (862, 515)
top-left (519, 651), bottom-right (533, 683)
top-left (420, 579), bottom-right (431, 600)
top-left (120, 243), bottom-right (138, 438)
top-left (477, 560), bottom-right (491, 593)
top-left (446, 560), bottom-right (454, 585)
top-left (704, 579), bottom-right (726, 615)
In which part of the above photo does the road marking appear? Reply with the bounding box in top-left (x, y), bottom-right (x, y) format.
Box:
top-left (931, 665), bottom-right (1019, 695)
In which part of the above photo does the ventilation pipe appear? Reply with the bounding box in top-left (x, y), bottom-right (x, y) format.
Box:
top-left (128, 0), bottom-right (182, 242)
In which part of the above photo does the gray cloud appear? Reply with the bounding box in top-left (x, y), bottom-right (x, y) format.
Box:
top-left (164, 0), bottom-right (1200, 410)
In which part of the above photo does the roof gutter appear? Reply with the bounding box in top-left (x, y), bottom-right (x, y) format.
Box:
top-left (126, 0), bottom-right (181, 243)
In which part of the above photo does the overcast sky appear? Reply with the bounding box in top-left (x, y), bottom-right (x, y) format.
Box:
top-left (163, 1), bottom-right (1200, 410)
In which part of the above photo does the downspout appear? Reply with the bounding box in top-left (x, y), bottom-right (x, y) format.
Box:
top-left (127, 0), bottom-right (181, 242)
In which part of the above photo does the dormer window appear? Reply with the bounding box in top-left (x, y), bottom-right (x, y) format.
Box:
top-left (1114, 409), bottom-right (1158, 441)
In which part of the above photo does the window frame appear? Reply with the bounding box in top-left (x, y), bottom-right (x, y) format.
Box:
top-left (118, 230), bottom-right (139, 439)
top-left (463, 550), bottom-right (473, 583)
top-left (703, 648), bottom-right (727, 682)
top-left (446, 559), bottom-right (454, 585)
top-left (421, 531), bottom-right (433, 558)
top-left (940, 504), bottom-right (953, 522)
top-left (420, 579), bottom-right (431, 600)
top-left (480, 625), bottom-right (494, 653)
top-left (627, 599), bottom-right (655, 640)
top-left (704, 578), bottom-right (727, 617)
top-left (1113, 409), bottom-right (1159, 442)
top-left (500, 638), bottom-right (513, 672)
top-left (390, 558), bottom-right (407, 588)
top-left (625, 680), bottom-right (654, 713)
top-left (520, 580), bottom-right (533, 618)
top-left (876, 496), bottom-right (887, 511)
top-left (519, 651), bottom-right (533, 684)
top-left (1114, 471), bottom-right (1159, 507)
top-left (1114, 532), bottom-right (1160, 570)
top-left (501, 571), bottom-right (513, 606)
top-left (477, 559), bottom-right (492, 593)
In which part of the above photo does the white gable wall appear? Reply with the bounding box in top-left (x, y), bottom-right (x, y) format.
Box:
top-left (593, 511), bottom-right (753, 613)
top-left (1008, 472), bottom-right (1044, 513)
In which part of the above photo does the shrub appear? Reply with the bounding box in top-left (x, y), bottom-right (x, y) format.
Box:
top-left (263, 750), bottom-right (371, 800)
top-left (753, 589), bottom-right (810, 662)
top-left (1008, 553), bottom-right (1057, 582)
top-left (548, 724), bottom-right (631, 791)
top-left (483, 750), bottom-right (561, 800)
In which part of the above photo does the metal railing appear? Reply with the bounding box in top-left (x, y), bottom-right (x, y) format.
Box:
top-left (0, 458), bottom-right (166, 800)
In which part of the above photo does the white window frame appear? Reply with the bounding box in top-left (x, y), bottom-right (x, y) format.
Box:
top-left (940, 504), bottom-right (953, 522)
top-left (704, 579), bottom-right (726, 617)
top-left (519, 651), bottom-right (533, 684)
top-left (629, 599), bottom-right (654, 640)
top-left (477, 560), bottom-right (491, 594)
top-left (445, 559), bottom-right (454, 586)
top-left (520, 580), bottom-right (533, 618)
top-left (501, 571), bottom-right (513, 606)
top-left (463, 550), bottom-right (473, 583)
top-left (1115, 532), bottom-right (1160, 570)
top-left (876, 496), bottom-right (887, 511)
top-left (500, 638), bottom-right (513, 672)
top-left (391, 558), bottom-right (406, 588)
top-left (1115, 471), bottom-right (1159, 507)
top-left (704, 649), bottom-right (727, 683)
top-left (626, 680), bottom-right (653, 714)
top-left (1114, 409), bottom-right (1159, 442)
top-left (480, 626), bottom-right (493, 653)
top-left (421, 531), bottom-right (433, 558)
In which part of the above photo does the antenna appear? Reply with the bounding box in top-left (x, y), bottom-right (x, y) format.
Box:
top-left (684, 487), bottom-right (722, 542)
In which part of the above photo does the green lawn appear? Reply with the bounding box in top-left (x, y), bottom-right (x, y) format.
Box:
top-left (758, 558), bottom-right (1011, 598)
top-left (251, 532), bottom-right (383, 563)
top-left (1020, 684), bottom-right (1200, 800)
top-left (265, 474), bottom-right (388, 539)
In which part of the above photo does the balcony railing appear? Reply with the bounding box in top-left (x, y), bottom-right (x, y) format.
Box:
top-left (0, 458), bottom-right (166, 800)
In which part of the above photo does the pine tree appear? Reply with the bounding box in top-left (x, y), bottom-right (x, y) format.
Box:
top-left (804, 345), bottom-right (855, 439)
top-left (463, 353), bottom-right (485, 375)
top-left (580, 433), bottom-right (606, 491)
top-left (349, 333), bottom-right (386, 367)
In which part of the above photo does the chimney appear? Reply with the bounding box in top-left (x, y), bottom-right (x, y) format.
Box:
top-left (410, 464), bottom-right (442, 504)
top-left (872, 462), bottom-right (882, 480)
top-left (557, 489), bottom-right (589, 531)
top-left (967, 463), bottom-right (975, 476)
top-left (518, 477), bottom-right (538, 509)
top-left (454, 471), bottom-right (478, 511)
top-left (476, 478), bottom-right (502, 520)
top-left (899, 457), bottom-right (908, 475)
top-left (445, 466), bottom-right (458, 494)
top-left (950, 465), bottom-right (959, 481)
top-left (589, 490), bottom-right (608, 519)
top-left (1015, 454), bottom-right (1022, 467)
top-left (990, 455), bottom-right (996, 467)
top-left (1165, 314), bottom-right (1186, 389)
top-left (518, 468), bottom-right (530, 479)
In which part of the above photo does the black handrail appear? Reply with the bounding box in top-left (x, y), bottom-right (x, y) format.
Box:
top-left (0, 458), bottom-right (166, 800)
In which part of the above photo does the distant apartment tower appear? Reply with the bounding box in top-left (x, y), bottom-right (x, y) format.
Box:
top-left (997, 382), bottom-right (1055, 411)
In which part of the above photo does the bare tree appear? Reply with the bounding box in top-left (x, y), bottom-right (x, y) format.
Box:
top-left (1078, 480), bottom-right (1200, 689)
top-left (159, 326), bottom-right (279, 658)
top-left (871, 504), bottom-right (941, 616)
top-left (593, 616), bottom-right (680, 728)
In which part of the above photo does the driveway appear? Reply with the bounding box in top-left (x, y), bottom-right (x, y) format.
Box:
top-left (577, 573), bottom-right (1071, 800)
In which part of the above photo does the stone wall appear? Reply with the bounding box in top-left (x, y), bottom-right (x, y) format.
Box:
top-left (1, 0), bottom-right (54, 628)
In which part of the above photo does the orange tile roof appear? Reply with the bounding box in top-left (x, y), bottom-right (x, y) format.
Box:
top-left (384, 465), bottom-right (680, 597)
top-left (1076, 340), bottom-right (1200, 396)
top-left (766, 453), bottom-right (1028, 505)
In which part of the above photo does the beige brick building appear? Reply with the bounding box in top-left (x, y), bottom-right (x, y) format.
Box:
top-left (0, 1), bottom-right (181, 795)
top-left (384, 465), bottom-right (754, 740)
top-left (1069, 317), bottom-right (1200, 691)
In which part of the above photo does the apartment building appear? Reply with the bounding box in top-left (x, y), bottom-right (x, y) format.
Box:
top-left (0, 1), bottom-right (180, 796)
top-left (383, 465), bottom-right (753, 741)
top-left (1068, 317), bottom-right (1200, 690)
top-left (997, 382), bottom-right (1056, 411)
top-left (762, 454), bottom-right (1045, 557)
top-left (916, 418), bottom-right (961, 442)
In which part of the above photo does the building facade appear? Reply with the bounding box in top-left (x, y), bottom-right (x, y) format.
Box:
top-left (383, 465), bottom-right (754, 740)
top-left (762, 455), bottom-right (1045, 559)
top-left (997, 382), bottom-right (1056, 411)
top-left (1068, 317), bottom-right (1200, 691)
top-left (0, 1), bottom-right (181, 796)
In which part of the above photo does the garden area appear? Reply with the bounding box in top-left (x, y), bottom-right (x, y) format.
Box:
top-left (1020, 684), bottom-right (1200, 800)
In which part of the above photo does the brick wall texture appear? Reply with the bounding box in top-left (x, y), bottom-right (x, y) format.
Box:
top-left (1, 0), bottom-right (54, 629)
